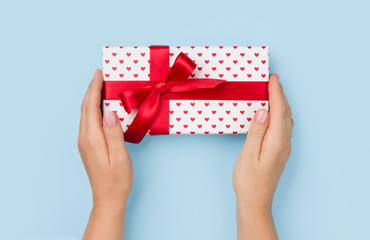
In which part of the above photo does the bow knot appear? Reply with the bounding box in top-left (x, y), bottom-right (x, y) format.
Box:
top-left (154, 81), bottom-right (166, 89)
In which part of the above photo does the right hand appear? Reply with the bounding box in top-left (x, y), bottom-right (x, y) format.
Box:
top-left (233, 73), bottom-right (293, 213)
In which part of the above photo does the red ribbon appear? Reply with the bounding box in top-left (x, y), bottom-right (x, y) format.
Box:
top-left (103, 46), bottom-right (269, 143)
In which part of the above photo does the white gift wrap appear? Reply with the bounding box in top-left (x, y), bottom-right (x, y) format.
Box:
top-left (102, 46), bottom-right (269, 135)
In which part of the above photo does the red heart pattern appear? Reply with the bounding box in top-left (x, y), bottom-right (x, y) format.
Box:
top-left (102, 46), bottom-right (269, 135)
top-left (168, 100), bottom-right (268, 134)
top-left (102, 46), bottom-right (268, 81)
top-left (102, 99), bottom-right (269, 134)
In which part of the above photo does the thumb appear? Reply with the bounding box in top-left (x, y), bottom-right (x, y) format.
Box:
top-left (103, 111), bottom-right (127, 162)
top-left (243, 109), bottom-right (269, 160)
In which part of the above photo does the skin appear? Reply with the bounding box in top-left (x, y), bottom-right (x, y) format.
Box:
top-left (78, 70), bottom-right (293, 240)
top-left (78, 69), bottom-right (133, 240)
top-left (233, 73), bottom-right (293, 239)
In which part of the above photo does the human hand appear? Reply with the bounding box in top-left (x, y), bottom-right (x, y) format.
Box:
top-left (233, 74), bottom-right (293, 239)
top-left (78, 69), bottom-right (133, 239)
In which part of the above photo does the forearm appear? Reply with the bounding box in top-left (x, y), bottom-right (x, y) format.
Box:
top-left (83, 203), bottom-right (127, 240)
top-left (236, 201), bottom-right (278, 240)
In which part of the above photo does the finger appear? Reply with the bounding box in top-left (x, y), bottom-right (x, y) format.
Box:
top-left (241, 109), bottom-right (269, 160)
top-left (278, 78), bottom-right (294, 136)
top-left (279, 80), bottom-right (291, 117)
top-left (102, 111), bottom-right (127, 165)
top-left (268, 74), bottom-right (287, 132)
top-left (290, 118), bottom-right (294, 138)
top-left (82, 69), bottom-right (104, 131)
top-left (79, 69), bottom-right (101, 136)
top-left (260, 75), bottom-right (292, 162)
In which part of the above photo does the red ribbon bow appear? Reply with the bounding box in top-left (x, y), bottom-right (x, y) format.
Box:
top-left (119, 52), bottom-right (226, 143)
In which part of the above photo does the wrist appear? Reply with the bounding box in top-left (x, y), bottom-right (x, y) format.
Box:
top-left (236, 199), bottom-right (278, 240)
top-left (92, 198), bottom-right (128, 217)
top-left (236, 200), bottom-right (273, 219)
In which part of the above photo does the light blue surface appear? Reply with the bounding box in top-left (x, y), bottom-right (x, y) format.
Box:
top-left (1, 0), bottom-right (369, 239)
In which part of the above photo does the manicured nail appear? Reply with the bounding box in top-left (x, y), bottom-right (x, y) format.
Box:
top-left (104, 111), bottom-right (118, 127)
top-left (93, 69), bottom-right (99, 79)
top-left (255, 109), bottom-right (268, 124)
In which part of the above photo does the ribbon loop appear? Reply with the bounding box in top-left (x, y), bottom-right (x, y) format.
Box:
top-left (166, 52), bottom-right (197, 84)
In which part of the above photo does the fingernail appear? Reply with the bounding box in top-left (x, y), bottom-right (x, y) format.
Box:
top-left (104, 111), bottom-right (118, 127)
top-left (93, 69), bottom-right (99, 79)
top-left (255, 109), bottom-right (268, 124)
top-left (275, 74), bottom-right (279, 82)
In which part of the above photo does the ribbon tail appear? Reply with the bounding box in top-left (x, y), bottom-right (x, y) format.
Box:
top-left (122, 91), bottom-right (161, 143)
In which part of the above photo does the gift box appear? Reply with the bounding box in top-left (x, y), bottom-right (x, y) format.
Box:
top-left (102, 46), bottom-right (269, 143)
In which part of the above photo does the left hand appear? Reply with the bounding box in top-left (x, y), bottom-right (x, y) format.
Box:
top-left (78, 69), bottom-right (133, 211)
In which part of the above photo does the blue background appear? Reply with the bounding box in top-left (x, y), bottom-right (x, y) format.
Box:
top-left (1, 0), bottom-right (369, 239)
